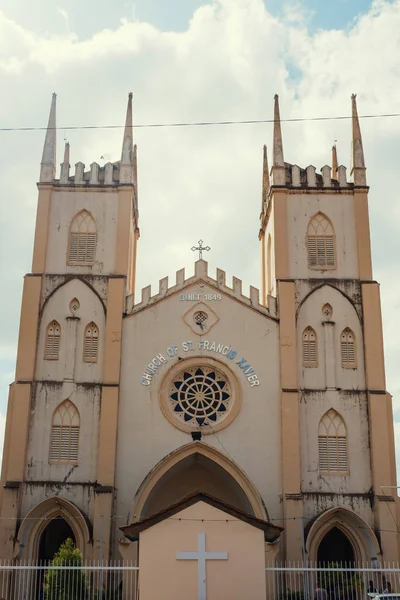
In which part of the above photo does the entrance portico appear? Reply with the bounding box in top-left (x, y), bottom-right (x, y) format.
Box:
top-left (120, 493), bottom-right (282, 600)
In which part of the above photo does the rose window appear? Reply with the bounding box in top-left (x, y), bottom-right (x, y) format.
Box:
top-left (194, 311), bottom-right (208, 326)
top-left (169, 366), bottom-right (232, 428)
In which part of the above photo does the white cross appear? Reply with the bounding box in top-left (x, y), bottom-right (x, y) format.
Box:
top-left (176, 531), bottom-right (228, 600)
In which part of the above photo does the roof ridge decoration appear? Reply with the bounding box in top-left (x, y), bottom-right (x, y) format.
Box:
top-left (125, 260), bottom-right (277, 318)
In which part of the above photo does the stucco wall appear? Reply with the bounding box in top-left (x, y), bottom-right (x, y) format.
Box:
top-left (36, 278), bottom-right (106, 384)
top-left (297, 285), bottom-right (365, 390)
top-left (300, 389), bottom-right (371, 493)
top-left (24, 381), bottom-right (100, 484)
top-left (45, 190), bottom-right (118, 275)
top-left (115, 283), bottom-right (281, 532)
top-left (286, 193), bottom-right (359, 279)
top-left (20, 482), bottom-right (95, 529)
top-left (138, 501), bottom-right (267, 600)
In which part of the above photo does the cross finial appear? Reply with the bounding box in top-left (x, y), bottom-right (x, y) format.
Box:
top-left (191, 240), bottom-right (210, 260)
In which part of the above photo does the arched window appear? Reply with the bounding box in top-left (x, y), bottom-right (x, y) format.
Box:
top-left (67, 210), bottom-right (97, 265)
top-left (44, 320), bottom-right (61, 360)
top-left (318, 409), bottom-right (348, 474)
top-left (83, 322), bottom-right (99, 363)
top-left (307, 213), bottom-right (336, 269)
top-left (50, 400), bottom-right (80, 463)
top-left (302, 326), bottom-right (318, 367)
top-left (341, 328), bottom-right (356, 368)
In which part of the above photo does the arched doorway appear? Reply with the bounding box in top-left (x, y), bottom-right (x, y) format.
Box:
top-left (38, 516), bottom-right (76, 562)
top-left (306, 507), bottom-right (381, 564)
top-left (36, 517), bottom-right (76, 599)
top-left (15, 496), bottom-right (91, 561)
top-left (317, 527), bottom-right (355, 565)
top-left (142, 453), bottom-right (254, 517)
top-left (130, 442), bottom-right (268, 521)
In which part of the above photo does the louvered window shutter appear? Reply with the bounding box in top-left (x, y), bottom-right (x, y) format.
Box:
top-left (69, 232), bottom-right (97, 264)
top-left (307, 214), bottom-right (336, 269)
top-left (337, 437), bottom-right (348, 472)
top-left (84, 324), bottom-right (99, 363)
top-left (325, 236), bottom-right (335, 266)
top-left (86, 233), bottom-right (97, 262)
top-left (50, 401), bottom-right (80, 464)
top-left (50, 426), bottom-right (79, 462)
top-left (318, 437), bottom-right (328, 471)
top-left (308, 339), bottom-right (316, 363)
top-left (319, 409), bottom-right (348, 475)
top-left (68, 211), bottom-right (97, 265)
top-left (341, 329), bottom-right (356, 368)
top-left (69, 233), bottom-right (79, 263)
top-left (308, 238), bottom-right (317, 267)
top-left (45, 321), bottom-right (61, 360)
top-left (318, 436), bottom-right (348, 473)
top-left (303, 328), bottom-right (317, 367)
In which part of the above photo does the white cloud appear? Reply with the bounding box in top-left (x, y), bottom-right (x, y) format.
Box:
top-left (1, 0), bottom-right (400, 480)
top-left (57, 7), bottom-right (68, 21)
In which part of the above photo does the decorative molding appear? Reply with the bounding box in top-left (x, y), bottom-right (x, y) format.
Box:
top-left (95, 485), bottom-right (114, 494)
top-left (4, 481), bottom-right (21, 489)
top-left (376, 495), bottom-right (395, 502)
top-left (285, 493), bottom-right (303, 500)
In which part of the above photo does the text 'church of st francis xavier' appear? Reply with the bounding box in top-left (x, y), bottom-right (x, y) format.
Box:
top-left (0, 92), bottom-right (400, 597)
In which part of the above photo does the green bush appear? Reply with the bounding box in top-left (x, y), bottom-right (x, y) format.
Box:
top-left (43, 538), bottom-right (89, 600)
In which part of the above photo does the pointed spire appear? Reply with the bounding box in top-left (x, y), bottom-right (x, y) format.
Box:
top-left (60, 142), bottom-right (70, 184)
top-left (261, 145), bottom-right (270, 210)
top-left (350, 94), bottom-right (366, 185)
top-left (271, 94), bottom-right (286, 186)
top-left (332, 144), bottom-right (338, 180)
top-left (120, 92), bottom-right (134, 184)
top-left (133, 143), bottom-right (138, 189)
top-left (63, 141), bottom-right (70, 164)
top-left (40, 92), bottom-right (57, 183)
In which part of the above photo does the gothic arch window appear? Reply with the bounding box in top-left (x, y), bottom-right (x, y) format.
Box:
top-left (302, 326), bottom-right (318, 367)
top-left (341, 327), bottom-right (356, 368)
top-left (44, 320), bottom-right (61, 360)
top-left (307, 213), bottom-right (336, 269)
top-left (50, 400), bottom-right (80, 464)
top-left (67, 210), bottom-right (97, 265)
top-left (318, 409), bottom-right (348, 475)
top-left (83, 322), bottom-right (99, 363)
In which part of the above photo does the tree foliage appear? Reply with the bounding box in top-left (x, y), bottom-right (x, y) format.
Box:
top-left (43, 538), bottom-right (88, 600)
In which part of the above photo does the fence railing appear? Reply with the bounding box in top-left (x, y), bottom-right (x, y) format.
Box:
top-left (1, 560), bottom-right (400, 599)
top-left (266, 563), bottom-right (400, 600)
top-left (0, 560), bottom-right (139, 600)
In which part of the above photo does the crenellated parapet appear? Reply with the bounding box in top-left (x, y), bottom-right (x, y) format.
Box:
top-left (125, 260), bottom-right (277, 319)
top-left (283, 162), bottom-right (350, 189)
top-left (57, 158), bottom-right (122, 186)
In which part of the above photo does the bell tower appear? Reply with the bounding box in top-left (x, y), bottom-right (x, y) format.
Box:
top-left (259, 95), bottom-right (399, 563)
top-left (0, 93), bottom-right (139, 560)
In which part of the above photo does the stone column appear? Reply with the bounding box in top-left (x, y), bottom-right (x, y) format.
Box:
top-left (322, 321), bottom-right (335, 389)
top-left (279, 281), bottom-right (304, 562)
top-left (64, 316), bottom-right (80, 381)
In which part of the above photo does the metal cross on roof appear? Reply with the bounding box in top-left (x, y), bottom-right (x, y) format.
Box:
top-left (191, 240), bottom-right (211, 260)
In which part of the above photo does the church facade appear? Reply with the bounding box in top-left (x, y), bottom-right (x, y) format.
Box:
top-left (0, 92), bottom-right (399, 566)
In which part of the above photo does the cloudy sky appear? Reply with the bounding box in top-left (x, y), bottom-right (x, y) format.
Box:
top-left (1, 0), bottom-right (400, 477)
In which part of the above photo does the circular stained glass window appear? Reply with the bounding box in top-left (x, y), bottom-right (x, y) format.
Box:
top-left (194, 311), bottom-right (208, 326)
top-left (169, 366), bottom-right (232, 429)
